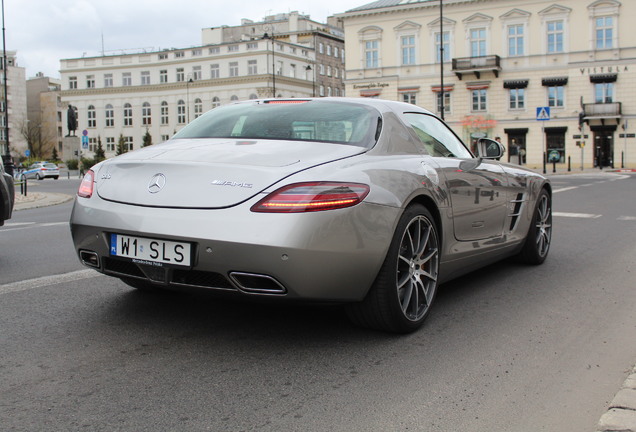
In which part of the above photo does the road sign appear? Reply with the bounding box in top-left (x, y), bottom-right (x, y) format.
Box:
top-left (25, 149), bottom-right (30, 157)
top-left (536, 106), bottom-right (551, 121)
top-left (81, 135), bottom-right (89, 149)
top-left (548, 150), bottom-right (560, 162)
top-left (82, 129), bottom-right (88, 136)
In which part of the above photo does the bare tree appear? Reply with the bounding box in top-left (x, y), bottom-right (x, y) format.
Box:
top-left (20, 119), bottom-right (57, 159)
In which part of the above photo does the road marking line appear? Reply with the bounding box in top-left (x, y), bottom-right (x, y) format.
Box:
top-left (553, 186), bottom-right (578, 193)
top-left (553, 212), bottom-right (602, 219)
top-left (618, 216), bottom-right (636, 221)
top-left (3, 222), bottom-right (36, 227)
top-left (0, 269), bottom-right (102, 296)
top-left (0, 221), bottom-right (68, 233)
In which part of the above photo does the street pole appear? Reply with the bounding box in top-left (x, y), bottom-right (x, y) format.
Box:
top-left (439, 0), bottom-right (444, 120)
top-left (623, 119), bottom-right (628, 169)
top-left (1, 0), bottom-right (9, 157)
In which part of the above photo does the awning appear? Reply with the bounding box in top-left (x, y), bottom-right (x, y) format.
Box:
top-left (359, 90), bottom-right (381, 97)
top-left (542, 76), bottom-right (568, 86)
top-left (503, 79), bottom-right (529, 89)
top-left (590, 73), bottom-right (617, 83)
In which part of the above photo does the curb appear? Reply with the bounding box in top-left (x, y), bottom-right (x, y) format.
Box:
top-left (13, 192), bottom-right (74, 211)
top-left (597, 365), bottom-right (636, 431)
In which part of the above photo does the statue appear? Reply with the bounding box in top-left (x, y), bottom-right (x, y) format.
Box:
top-left (67, 105), bottom-right (78, 136)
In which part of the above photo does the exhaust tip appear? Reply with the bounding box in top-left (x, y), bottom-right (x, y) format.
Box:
top-left (80, 250), bottom-right (100, 268)
top-left (229, 272), bottom-right (287, 295)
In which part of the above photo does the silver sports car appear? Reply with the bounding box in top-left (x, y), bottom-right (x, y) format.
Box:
top-left (70, 98), bottom-right (551, 333)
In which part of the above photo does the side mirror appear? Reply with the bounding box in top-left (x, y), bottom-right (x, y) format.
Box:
top-left (476, 138), bottom-right (505, 160)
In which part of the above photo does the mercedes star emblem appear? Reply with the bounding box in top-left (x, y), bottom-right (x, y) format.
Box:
top-left (148, 173), bottom-right (166, 193)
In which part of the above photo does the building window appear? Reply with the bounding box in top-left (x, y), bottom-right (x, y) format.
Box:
top-left (86, 75), bottom-right (95, 89)
top-left (192, 49), bottom-right (202, 56)
top-left (547, 20), bottom-right (564, 53)
top-left (509, 88), bottom-right (525, 109)
top-left (595, 17), bottom-right (613, 49)
top-left (546, 128), bottom-right (566, 163)
top-left (141, 71), bottom-right (150, 85)
top-left (228, 45), bottom-right (239, 52)
top-left (69, 76), bottom-right (77, 89)
top-left (319, 64), bottom-right (325, 75)
top-left (247, 42), bottom-right (258, 50)
top-left (125, 136), bottom-right (134, 151)
top-left (192, 66), bottom-right (202, 81)
top-left (160, 101), bottom-right (169, 125)
top-left (327, 45), bottom-right (332, 56)
top-left (104, 73), bottom-right (113, 88)
top-left (161, 135), bottom-right (170, 142)
top-left (508, 24), bottom-right (524, 56)
top-left (177, 100), bottom-right (186, 124)
top-left (248, 60), bottom-right (257, 75)
top-left (210, 64), bottom-right (219, 78)
top-left (435, 32), bottom-right (450, 63)
top-left (194, 98), bottom-right (203, 119)
top-left (87, 105), bottom-right (96, 127)
top-left (548, 86), bottom-right (564, 107)
top-left (472, 89), bottom-right (487, 111)
top-left (334, 47), bottom-right (339, 58)
top-left (276, 60), bottom-right (283, 76)
top-left (595, 83), bottom-right (614, 103)
top-left (123, 103), bottom-right (133, 126)
top-left (401, 36), bottom-right (416, 65)
top-left (319, 42), bottom-right (324, 54)
top-left (290, 63), bottom-right (296, 78)
top-left (327, 65), bottom-right (331, 77)
top-left (470, 28), bottom-right (486, 57)
top-left (212, 97), bottom-right (220, 108)
top-left (365, 40), bottom-right (379, 68)
top-left (158, 53), bottom-right (168, 60)
top-left (209, 47), bottom-right (220, 54)
top-left (106, 137), bottom-right (115, 152)
top-left (319, 85), bottom-right (325, 97)
top-left (176, 68), bottom-right (184, 82)
top-left (436, 92), bottom-right (451, 114)
top-left (105, 104), bottom-right (114, 127)
top-left (160, 70), bottom-right (168, 83)
top-left (142, 102), bottom-right (151, 126)
top-left (230, 95), bottom-right (239, 101)
top-left (402, 92), bottom-right (416, 105)
top-left (175, 51), bottom-right (184, 58)
top-left (229, 62), bottom-right (238, 77)
top-left (122, 72), bottom-right (132, 86)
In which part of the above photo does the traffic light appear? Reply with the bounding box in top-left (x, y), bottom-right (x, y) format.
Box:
top-left (578, 112), bottom-right (585, 131)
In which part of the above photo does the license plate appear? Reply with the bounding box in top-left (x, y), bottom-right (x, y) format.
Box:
top-left (110, 234), bottom-right (192, 268)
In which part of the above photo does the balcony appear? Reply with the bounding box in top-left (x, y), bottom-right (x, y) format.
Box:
top-left (452, 55), bottom-right (501, 80)
top-left (583, 102), bottom-right (622, 125)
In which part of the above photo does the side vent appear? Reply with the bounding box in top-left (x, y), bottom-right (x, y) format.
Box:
top-left (508, 193), bottom-right (525, 231)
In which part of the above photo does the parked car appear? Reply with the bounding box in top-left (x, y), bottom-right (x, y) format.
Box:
top-left (1, 161), bottom-right (14, 226)
top-left (22, 162), bottom-right (60, 180)
top-left (70, 98), bottom-right (552, 333)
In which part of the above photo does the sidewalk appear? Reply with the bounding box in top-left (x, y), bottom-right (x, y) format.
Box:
top-left (13, 191), bottom-right (74, 211)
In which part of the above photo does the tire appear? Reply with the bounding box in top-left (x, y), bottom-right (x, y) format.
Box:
top-left (346, 204), bottom-right (440, 333)
top-left (518, 189), bottom-right (552, 265)
top-left (36, 173), bottom-right (42, 180)
top-left (53, 176), bottom-right (59, 180)
top-left (120, 277), bottom-right (160, 292)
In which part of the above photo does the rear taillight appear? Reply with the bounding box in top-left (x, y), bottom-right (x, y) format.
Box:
top-left (251, 182), bottom-right (370, 213)
top-left (78, 170), bottom-right (95, 198)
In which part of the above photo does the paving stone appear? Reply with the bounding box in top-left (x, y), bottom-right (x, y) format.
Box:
top-left (611, 388), bottom-right (636, 411)
top-left (597, 408), bottom-right (636, 432)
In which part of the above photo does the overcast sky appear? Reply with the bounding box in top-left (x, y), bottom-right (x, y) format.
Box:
top-left (5, 0), bottom-right (368, 80)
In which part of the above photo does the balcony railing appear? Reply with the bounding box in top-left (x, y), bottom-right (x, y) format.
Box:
top-left (452, 55), bottom-right (501, 80)
top-left (583, 102), bottom-right (621, 118)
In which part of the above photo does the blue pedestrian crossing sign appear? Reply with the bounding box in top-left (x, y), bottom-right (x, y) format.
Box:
top-left (536, 106), bottom-right (551, 121)
top-left (81, 135), bottom-right (89, 149)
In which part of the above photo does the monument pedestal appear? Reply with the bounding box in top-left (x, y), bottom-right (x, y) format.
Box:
top-left (62, 136), bottom-right (80, 163)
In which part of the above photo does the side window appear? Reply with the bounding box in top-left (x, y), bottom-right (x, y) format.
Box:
top-left (403, 113), bottom-right (472, 158)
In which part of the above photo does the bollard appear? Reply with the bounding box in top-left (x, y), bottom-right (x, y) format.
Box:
top-left (552, 160), bottom-right (556, 173)
top-left (20, 174), bottom-right (27, 196)
top-left (568, 156), bottom-right (571, 172)
top-left (543, 152), bottom-right (547, 174)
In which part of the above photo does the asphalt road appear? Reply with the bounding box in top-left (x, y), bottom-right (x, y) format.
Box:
top-left (1, 172), bottom-right (635, 431)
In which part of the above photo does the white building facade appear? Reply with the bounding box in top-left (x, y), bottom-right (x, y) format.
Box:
top-left (59, 12), bottom-right (345, 161)
top-left (338, 0), bottom-right (635, 169)
top-left (1, 51), bottom-right (28, 160)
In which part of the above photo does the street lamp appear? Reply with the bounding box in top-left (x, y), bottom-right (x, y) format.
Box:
top-left (263, 32), bottom-right (276, 98)
top-left (2, 0), bottom-right (10, 158)
top-left (305, 65), bottom-right (315, 97)
top-left (439, 0), bottom-right (445, 120)
top-left (186, 77), bottom-right (193, 123)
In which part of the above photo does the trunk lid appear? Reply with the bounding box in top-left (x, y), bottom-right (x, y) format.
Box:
top-left (95, 138), bottom-right (364, 208)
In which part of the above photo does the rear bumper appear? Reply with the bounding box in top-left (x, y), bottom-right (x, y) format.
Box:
top-left (70, 196), bottom-right (400, 301)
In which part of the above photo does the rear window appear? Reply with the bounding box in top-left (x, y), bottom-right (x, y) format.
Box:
top-left (172, 100), bottom-right (381, 148)
top-left (44, 163), bottom-right (58, 169)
